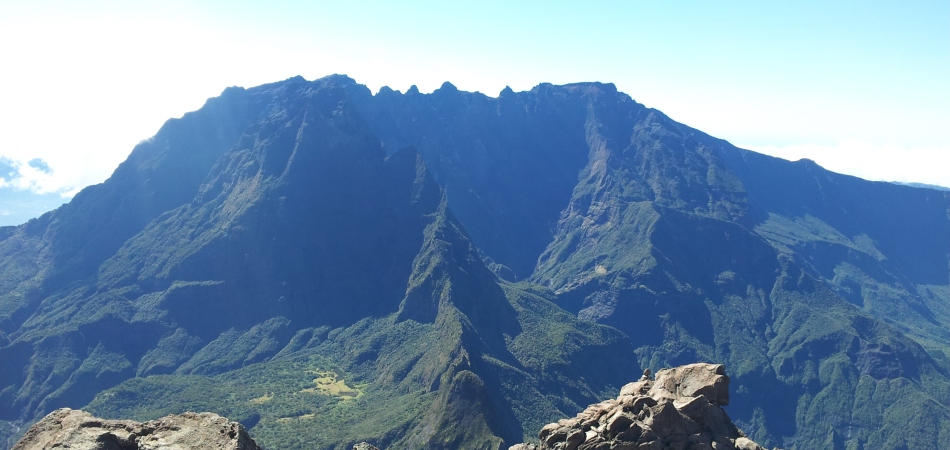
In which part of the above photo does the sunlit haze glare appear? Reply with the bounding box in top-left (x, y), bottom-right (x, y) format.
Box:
top-left (1, 0), bottom-right (948, 224)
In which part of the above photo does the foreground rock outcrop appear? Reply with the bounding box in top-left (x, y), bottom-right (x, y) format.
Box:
top-left (13, 408), bottom-right (261, 450)
top-left (510, 364), bottom-right (768, 450)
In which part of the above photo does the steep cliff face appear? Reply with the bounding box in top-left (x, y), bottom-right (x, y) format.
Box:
top-left (0, 76), bottom-right (636, 450)
top-left (343, 80), bottom-right (950, 449)
top-left (1, 75), bottom-right (949, 449)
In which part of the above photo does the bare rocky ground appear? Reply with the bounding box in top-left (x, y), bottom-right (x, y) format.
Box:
top-left (12, 408), bottom-right (383, 450)
top-left (509, 363), bottom-right (770, 450)
top-left (12, 409), bottom-right (261, 450)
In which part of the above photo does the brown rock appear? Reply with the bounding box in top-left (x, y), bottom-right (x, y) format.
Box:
top-left (605, 412), bottom-right (633, 434)
top-left (625, 396), bottom-right (657, 414)
top-left (615, 423), bottom-right (642, 441)
top-left (509, 363), bottom-right (769, 450)
top-left (618, 380), bottom-right (651, 398)
top-left (509, 444), bottom-right (540, 450)
top-left (735, 437), bottom-right (766, 450)
top-left (539, 422), bottom-right (561, 440)
top-left (644, 401), bottom-right (688, 438)
top-left (649, 363), bottom-right (729, 406)
top-left (13, 408), bottom-right (261, 450)
top-left (565, 429), bottom-right (586, 450)
top-left (544, 427), bottom-right (569, 446)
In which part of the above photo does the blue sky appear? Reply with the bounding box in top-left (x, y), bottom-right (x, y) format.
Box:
top-left (1, 0), bottom-right (948, 225)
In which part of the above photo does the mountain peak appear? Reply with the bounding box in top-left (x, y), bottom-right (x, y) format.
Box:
top-left (437, 81), bottom-right (458, 92)
top-left (314, 73), bottom-right (358, 86)
top-left (1, 75), bottom-right (949, 450)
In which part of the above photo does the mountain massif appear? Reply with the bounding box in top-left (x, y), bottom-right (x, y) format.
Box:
top-left (1, 75), bottom-right (949, 449)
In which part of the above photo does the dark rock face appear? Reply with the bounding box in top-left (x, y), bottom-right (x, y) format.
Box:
top-left (511, 364), bottom-right (767, 450)
top-left (12, 408), bottom-right (261, 450)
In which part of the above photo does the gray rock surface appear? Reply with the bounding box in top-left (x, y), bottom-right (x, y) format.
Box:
top-left (510, 363), bottom-right (770, 450)
top-left (12, 408), bottom-right (261, 450)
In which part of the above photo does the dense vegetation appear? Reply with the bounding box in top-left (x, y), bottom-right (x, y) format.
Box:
top-left (1, 75), bottom-right (949, 449)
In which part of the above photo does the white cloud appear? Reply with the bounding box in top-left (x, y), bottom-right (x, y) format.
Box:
top-left (0, 157), bottom-right (62, 195)
top-left (0, 16), bottom-right (308, 198)
top-left (0, 13), bottom-right (519, 200)
top-left (740, 141), bottom-right (950, 188)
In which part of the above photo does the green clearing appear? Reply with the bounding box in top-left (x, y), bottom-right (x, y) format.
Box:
top-left (301, 369), bottom-right (362, 399)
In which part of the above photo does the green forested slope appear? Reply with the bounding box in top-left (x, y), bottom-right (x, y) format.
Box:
top-left (1, 75), bottom-right (949, 449)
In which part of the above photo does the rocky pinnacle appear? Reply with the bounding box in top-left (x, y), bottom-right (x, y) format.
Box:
top-left (510, 363), bottom-right (770, 450)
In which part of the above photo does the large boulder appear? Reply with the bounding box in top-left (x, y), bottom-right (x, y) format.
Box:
top-left (511, 363), bottom-right (770, 450)
top-left (12, 408), bottom-right (261, 450)
top-left (649, 363), bottom-right (730, 406)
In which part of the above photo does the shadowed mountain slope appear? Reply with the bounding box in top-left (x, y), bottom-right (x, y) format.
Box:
top-left (1, 75), bottom-right (949, 449)
top-left (0, 76), bottom-right (635, 450)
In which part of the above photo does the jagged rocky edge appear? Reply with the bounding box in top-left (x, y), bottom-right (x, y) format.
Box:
top-left (12, 407), bottom-right (387, 450)
top-left (12, 408), bottom-right (261, 450)
top-left (509, 364), bottom-right (770, 450)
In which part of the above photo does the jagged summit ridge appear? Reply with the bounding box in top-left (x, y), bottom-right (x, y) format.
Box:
top-left (0, 74), bottom-right (948, 449)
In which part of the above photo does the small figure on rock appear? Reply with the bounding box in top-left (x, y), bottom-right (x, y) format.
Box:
top-left (640, 368), bottom-right (652, 381)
